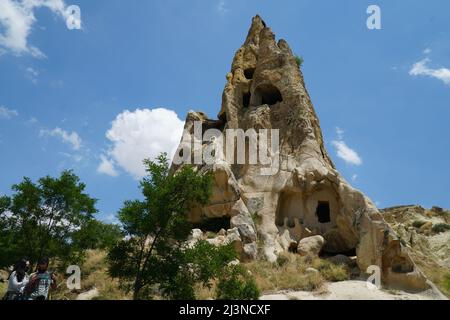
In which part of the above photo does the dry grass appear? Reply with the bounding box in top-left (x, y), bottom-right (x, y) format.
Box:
top-left (194, 282), bottom-right (216, 300)
top-left (1, 251), bottom-right (353, 300)
top-left (0, 270), bottom-right (9, 298)
top-left (0, 281), bottom-right (7, 298)
top-left (0, 251), bottom-right (126, 300)
top-left (51, 250), bottom-right (129, 300)
top-left (246, 252), bottom-right (350, 294)
top-left (190, 253), bottom-right (351, 298)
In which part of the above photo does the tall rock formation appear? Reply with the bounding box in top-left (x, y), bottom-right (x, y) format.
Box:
top-left (173, 15), bottom-right (437, 292)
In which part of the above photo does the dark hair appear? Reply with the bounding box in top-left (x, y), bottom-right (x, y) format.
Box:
top-left (8, 259), bottom-right (28, 281)
top-left (15, 267), bottom-right (26, 282)
top-left (16, 259), bottom-right (27, 270)
top-left (37, 257), bottom-right (49, 265)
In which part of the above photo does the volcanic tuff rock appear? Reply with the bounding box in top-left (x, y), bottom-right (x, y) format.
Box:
top-left (172, 15), bottom-right (441, 293)
top-left (381, 205), bottom-right (450, 296)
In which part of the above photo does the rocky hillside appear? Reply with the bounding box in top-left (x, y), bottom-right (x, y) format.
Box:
top-left (381, 205), bottom-right (450, 296)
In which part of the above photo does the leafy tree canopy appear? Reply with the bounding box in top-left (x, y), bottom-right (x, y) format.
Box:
top-left (0, 171), bottom-right (98, 268)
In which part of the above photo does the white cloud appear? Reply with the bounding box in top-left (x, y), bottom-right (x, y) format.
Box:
top-left (59, 151), bottom-right (82, 163)
top-left (217, 0), bottom-right (229, 15)
top-left (97, 155), bottom-right (118, 177)
top-left (26, 117), bottom-right (38, 124)
top-left (351, 174), bottom-right (358, 181)
top-left (409, 58), bottom-right (450, 85)
top-left (103, 213), bottom-right (120, 225)
top-left (40, 127), bottom-right (82, 150)
top-left (0, 105), bottom-right (18, 119)
top-left (25, 66), bottom-right (39, 83)
top-left (100, 108), bottom-right (184, 179)
top-left (331, 140), bottom-right (363, 166)
top-left (331, 127), bottom-right (362, 166)
top-left (0, 0), bottom-right (79, 57)
top-left (423, 48), bottom-right (432, 55)
top-left (335, 127), bottom-right (344, 140)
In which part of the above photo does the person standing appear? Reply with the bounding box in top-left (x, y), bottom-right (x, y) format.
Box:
top-left (25, 258), bottom-right (57, 300)
top-left (4, 259), bottom-right (30, 300)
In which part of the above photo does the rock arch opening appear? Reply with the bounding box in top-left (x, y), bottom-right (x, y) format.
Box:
top-left (275, 190), bottom-right (303, 227)
top-left (193, 217), bottom-right (231, 233)
top-left (254, 84), bottom-right (283, 106)
top-left (244, 68), bottom-right (256, 80)
top-left (391, 256), bottom-right (414, 274)
top-left (316, 201), bottom-right (331, 223)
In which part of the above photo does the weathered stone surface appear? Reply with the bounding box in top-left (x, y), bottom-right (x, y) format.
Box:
top-left (173, 15), bottom-right (439, 293)
top-left (230, 199), bottom-right (257, 243)
top-left (242, 242), bottom-right (258, 262)
top-left (206, 235), bottom-right (226, 247)
top-left (187, 228), bottom-right (204, 248)
top-left (76, 288), bottom-right (99, 301)
top-left (244, 195), bottom-right (264, 214)
top-left (226, 227), bottom-right (242, 245)
top-left (419, 221), bottom-right (433, 234)
top-left (297, 235), bottom-right (325, 256)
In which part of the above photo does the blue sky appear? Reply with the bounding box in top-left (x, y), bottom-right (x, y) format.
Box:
top-left (1, 0), bottom-right (450, 223)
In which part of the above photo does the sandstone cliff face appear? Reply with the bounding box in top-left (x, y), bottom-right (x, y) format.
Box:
top-left (381, 205), bottom-right (450, 296)
top-left (173, 15), bottom-right (437, 292)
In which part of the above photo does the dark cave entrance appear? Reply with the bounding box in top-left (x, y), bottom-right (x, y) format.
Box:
top-left (244, 68), bottom-right (256, 80)
top-left (254, 84), bottom-right (283, 106)
top-left (316, 201), bottom-right (331, 223)
top-left (243, 91), bottom-right (251, 109)
top-left (320, 247), bottom-right (357, 258)
top-left (201, 119), bottom-right (226, 132)
top-left (192, 217), bottom-right (231, 233)
top-left (391, 257), bottom-right (414, 274)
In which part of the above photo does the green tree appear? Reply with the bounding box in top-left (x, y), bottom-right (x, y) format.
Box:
top-left (107, 153), bottom-right (214, 299)
top-left (0, 171), bottom-right (97, 268)
top-left (72, 219), bottom-right (124, 250)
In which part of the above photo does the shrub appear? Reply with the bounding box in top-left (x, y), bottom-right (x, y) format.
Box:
top-left (295, 55), bottom-right (304, 68)
top-left (251, 212), bottom-right (262, 226)
top-left (432, 223), bottom-right (450, 234)
top-left (216, 265), bottom-right (260, 300)
top-left (412, 220), bottom-right (427, 228)
top-left (276, 252), bottom-right (291, 267)
top-left (444, 274), bottom-right (450, 293)
top-left (312, 258), bottom-right (350, 282)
